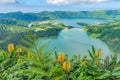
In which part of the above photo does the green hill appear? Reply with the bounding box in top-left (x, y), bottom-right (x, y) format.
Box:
top-left (0, 20), bottom-right (71, 50)
top-left (84, 21), bottom-right (120, 53)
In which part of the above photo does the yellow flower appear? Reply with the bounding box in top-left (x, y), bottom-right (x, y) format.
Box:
top-left (27, 52), bottom-right (31, 58)
top-left (82, 61), bottom-right (87, 67)
top-left (62, 61), bottom-right (71, 72)
top-left (99, 50), bottom-right (102, 57)
top-left (94, 50), bottom-right (102, 58)
top-left (16, 48), bottom-right (23, 53)
top-left (94, 51), bottom-right (99, 57)
top-left (8, 43), bottom-right (14, 53)
top-left (94, 60), bottom-right (98, 67)
top-left (57, 52), bottom-right (65, 63)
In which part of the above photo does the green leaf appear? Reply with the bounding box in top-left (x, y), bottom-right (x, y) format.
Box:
top-left (88, 50), bottom-right (94, 60)
top-left (22, 39), bottom-right (35, 48)
top-left (92, 45), bottom-right (95, 54)
top-left (51, 75), bottom-right (64, 80)
top-left (26, 58), bottom-right (42, 67)
top-left (38, 41), bottom-right (50, 54)
top-left (96, 70), bottom-right (111, 79)
top-left (48, 65), bottom-right (60, 76)
top-left (0, 50), bottom-right (7, 61)
top-left (55, 51), bottom-right (57, 60)
top-left (112, 71), bottom-right (120, 76)
top-left (113, 66), bottom-right (120, 72)
top-left (24, 67), bottom-right (47, 76)
top-left (43, 48), bottom-right (55, 58)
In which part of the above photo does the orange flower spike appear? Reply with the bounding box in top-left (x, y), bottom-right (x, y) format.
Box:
top-left (57, 52), bottom-right (65, 63)
top-left (94, 50), bottom-right (102, 58)
top-left (8, 43), bottom-right (14, 53)
top-left (94, 51), bottom-right (99, 58)
top-left (27, 52), bottom-right (31, 58)
top-left (16, 48), bottom-right (23, 53)
top-left (62, 61), bottom-right (71, 72)
top-left (82, 61), bottom-right (87, 67)
top-left (98, 49), bottom-right (102, 57)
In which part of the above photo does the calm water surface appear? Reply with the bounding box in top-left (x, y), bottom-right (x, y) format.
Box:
top-left (55, 18), bottom-right (107, 28)
top-left (43, 18), bottom-right (112, 57)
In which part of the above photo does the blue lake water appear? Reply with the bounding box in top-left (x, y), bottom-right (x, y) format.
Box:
top-left (55, 18), bottom-right (107, 28)
top-left (43, 18), bottom-right (112, 57)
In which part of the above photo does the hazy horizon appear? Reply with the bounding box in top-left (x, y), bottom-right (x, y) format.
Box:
top-left (1, 9), bottom-right (120, 14)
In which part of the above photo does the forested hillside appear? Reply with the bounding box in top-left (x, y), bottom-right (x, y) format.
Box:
top-left (0, 18), bottom-right (29, 27)
top-left (0, 20), bottom-right (70, 50)
top-left (84, 21), bottom-right (120, 53)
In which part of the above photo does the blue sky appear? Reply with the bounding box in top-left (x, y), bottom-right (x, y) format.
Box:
top-left (0, 0), bottom-right (120, 13)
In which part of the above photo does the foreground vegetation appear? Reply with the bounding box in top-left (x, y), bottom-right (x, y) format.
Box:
top-left (0, 38), bottom-right (120, 80)
top-left (84, 20), bottom-right (120, 53)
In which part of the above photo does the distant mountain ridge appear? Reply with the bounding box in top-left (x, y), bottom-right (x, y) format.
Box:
top-left (0, 10), bottom-right (120, 21)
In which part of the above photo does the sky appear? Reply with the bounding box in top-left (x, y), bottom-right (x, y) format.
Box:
top-left (0, 0), bottom-right (120, 13)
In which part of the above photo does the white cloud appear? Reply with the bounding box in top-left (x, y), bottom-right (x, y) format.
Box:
top-left (46, 0), bottom-right (109, 5)
top-left (46, 0), bottom-right (69, 5)
top-left (0, 0), bottom-right (16, 4)
top-left (72, 0), bottom-right (109, 3)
